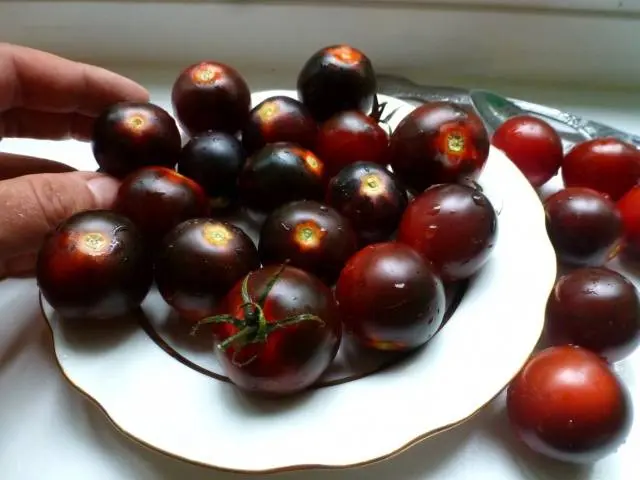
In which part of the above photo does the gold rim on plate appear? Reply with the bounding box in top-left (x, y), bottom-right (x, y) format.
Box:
top-left (39, 287), bottom-right (547, 475)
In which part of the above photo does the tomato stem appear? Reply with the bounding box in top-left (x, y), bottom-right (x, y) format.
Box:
top-left (189, 314), bottom-right (245, 336)
top-left (193, 262), bottom-right (324, 368)
top-left (369, 94), bottom-right (387, 123)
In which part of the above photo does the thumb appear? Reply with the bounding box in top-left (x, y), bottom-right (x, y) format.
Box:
top-left (0, 171), bottom-right (120, 276)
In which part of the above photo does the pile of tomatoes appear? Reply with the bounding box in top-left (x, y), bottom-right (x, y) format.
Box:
top-left (493, 116), bottom-right (640, 464)
top-left (36, 44), bottom-right (498, 398)
top-left (34, 42), bottom-right (640, 465)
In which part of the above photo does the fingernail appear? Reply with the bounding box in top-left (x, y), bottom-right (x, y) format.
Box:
top-left (87, 175), bottom-right (120, 208)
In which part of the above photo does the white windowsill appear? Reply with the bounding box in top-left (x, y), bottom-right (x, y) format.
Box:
top-left (2, 1), bottom-right (640, 89)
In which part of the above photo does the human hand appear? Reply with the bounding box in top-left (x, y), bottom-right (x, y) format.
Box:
top-left (0, 43), bottom-right (150, 278)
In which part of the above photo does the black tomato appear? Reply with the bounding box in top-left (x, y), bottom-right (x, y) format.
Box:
top-left (36, 210), bottom-right (153, 321)
top-left (113, 166), bottom-right (210, 244)
top-left (545, 267), bottom-right (640, 362)
top-left (171, 61), bottom-right (251, 136)
top-left (507, 345), bottom-right (632, 463)
top-left (241, 96), bottom-right (318, 154)
top-left (91, 102), bottom-right (182, 178)
top-left (178, 132), bottom-right (247, 210)
top-left (238, 142), bottom-right (326, 213)
top-left (397, 183), bottom-right (498, 282)
top-left (154, 219), bottom-right (259, 322)
top-left (389, 102), bottom-right (490, 192)
top-left (544, 187), bottom-right (622, 267)
top-left (316, 110), bottom-right (389, 177)
top-left (199, 265), bottom-right (342, 397)
top-left (326, 161), bottom-right (408, 245)
top-left (297, 44), bottom-right (376, 122)
top-left (335, 242), bottom-right (446, 351)
top-left (258, 200), bottom-right (358, 285)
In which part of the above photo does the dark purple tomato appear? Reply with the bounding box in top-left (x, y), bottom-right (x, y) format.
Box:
top-left (507, 345), bottom-right (632, 463)
top-left (544, 187), bottom-right (622, 267)
top-left (562, 137), bottom-right (640, 201)
top-left (113, 166), bottom-right (210, 244)
top-left (154, 219), bottom-right (259, 322)
top-left (326, 161), bottom-right (408, 245)
top-left (297, 44), bottom-right (376, 122)
top-left (238, 142), bottom-right (326, 213)
top-left (335, 242), bottom-right (446, 351)
top-left (177, 131), bottom-right (247, 210)
top-left (316, 110), bottom-right (389, 177)
top-left (91, 102), bottom-right (182, 178)
top-left (397, 183), bottom-right (498, 282)
top-left (545, 267), bottom-right (640, 362)
top-left (171, 61), bottom-right (251, 136)
top-left (258, 200), bottom-right (358, 285)
top-left (208, 265), bottom-right (342, 397)
top-left (36, 210), bottom-right (153, 321)
top-left (241, 96), bottom-right (318, 154)
top-left (389, 102), bottom-right (490, 192)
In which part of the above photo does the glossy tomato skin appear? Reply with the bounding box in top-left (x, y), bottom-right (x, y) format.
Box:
top-left (326, 161), bottom-right (408, 245)
top-left (544, 187), bottom-right (622, 267)
top-left (389, 102), bottom-right (490, 192)
top-left (113, 166), bottom-right (210, 244)
top-left (171, 61), bottom-right (251, 136)
top-left (316, 111), bottom-right (389, 177)
top-left (215, 265), bottom-right (342, 396)
top-left (335, 242), bottom-right (445, 351)
top-left (36, 210), bottom-right (153, 321)
top-left (242, 96), bottom-right (318, 154)
top-left (258, 200), bottom-right (358, 285)
top-left (506, 346), bottom-right (632, 463)
top-left (178, 132), bottom-right (247, 210)
top-left (397, 183), bottom-right (498, 282)
top-left (491, 115), bottom-right (563, 188)
top-left (238, 142), bottom-right (326, 213)
top-left (545, 267), bottom-right (640, 362)
top-left (154, 219), bottom-right (259, 322)
top-left (618, 185), bottom-right (640, 260)
top-left (92, 102), bottom-right (182, 178)
top-left (562, 137), bottom-right (640, 201)
top-left (297, 44), bottom-right (376, 122)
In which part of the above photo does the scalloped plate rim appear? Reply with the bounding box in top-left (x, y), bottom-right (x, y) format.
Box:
top-left (40, 90), bottom-right (557, 474)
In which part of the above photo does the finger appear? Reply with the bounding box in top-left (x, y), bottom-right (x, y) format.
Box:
top-left (0, 171), bottom-right (120, 261)
top-left (0, 43), bottom-right (149, 115)
top-left (0, 153), bottom-right (76, 181)
top-left (0, 252), bottom-right (37, 280)
top-left (0, 109), bottom-right (94, 141)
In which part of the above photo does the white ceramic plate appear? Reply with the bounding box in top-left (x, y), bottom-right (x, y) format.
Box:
top-left (40, 90), bottom-right (557, 474)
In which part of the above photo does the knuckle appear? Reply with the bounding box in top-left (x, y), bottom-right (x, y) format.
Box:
top-left (26, 175), bottom-right (84, 231)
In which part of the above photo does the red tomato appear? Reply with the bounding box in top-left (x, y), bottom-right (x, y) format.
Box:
top-left (491, 115), bottom-right (563, 188)
top-left (618, 185), bottom-right (640, 259)
top-left (201, 265), bottom-right (342, 397)
top-left (335, 242), bottom-right (446, 352)
top-left (562, 138), bottom-right (640, 201)
top-left (315, 110), bottom-right (389, 177)
top-left (507, 346), bottom-right (632, 463)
